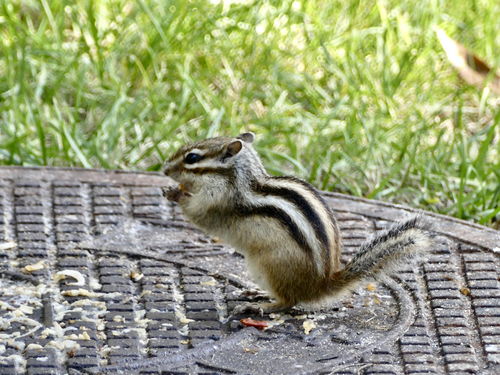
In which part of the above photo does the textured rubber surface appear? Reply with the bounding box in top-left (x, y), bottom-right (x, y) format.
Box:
top-left (0, 167), bottom-right (498, 375)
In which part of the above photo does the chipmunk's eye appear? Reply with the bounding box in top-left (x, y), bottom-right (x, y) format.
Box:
top-left (184, 152), bottom-right (203, 164)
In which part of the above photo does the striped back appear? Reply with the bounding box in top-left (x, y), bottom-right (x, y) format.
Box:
top-left (163, 133), bottom-right (341, 277)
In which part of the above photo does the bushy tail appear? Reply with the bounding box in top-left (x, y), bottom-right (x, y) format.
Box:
top-left (331, 216), bottom-right (432, 290)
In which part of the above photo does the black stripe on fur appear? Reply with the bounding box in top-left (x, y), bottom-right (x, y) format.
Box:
top-left (342, 216), bottom-right (424, 278)
top-left (236, 203), bottom-right (315, 258)
top-left (252, 178), bottom-right (331, 251)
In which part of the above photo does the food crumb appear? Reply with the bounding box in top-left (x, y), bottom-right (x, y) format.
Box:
top-left (302, 320), bottom-right (316, 335)
top-left (25, 344), bottom-right (43, 351)
top-left (243, 347), bottom-right (259, 354)
top-left (23, 261), bottom-right (45, 272)
top-left (460, 287), bottom-right (471, 296)
top-left (53, 270), bottom-right (86, 286)
top-left (0, 241), bottom-right (17, 251)
top-left (130, 271), bottom-right (144, 282)
top-left (61, 289), bottom-right (97, 297)
top-left (200, 280), bottom-right (217, 286)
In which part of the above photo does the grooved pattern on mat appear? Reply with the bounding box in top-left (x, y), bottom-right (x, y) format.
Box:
top-left (0, 168), bottom-right (498, 375)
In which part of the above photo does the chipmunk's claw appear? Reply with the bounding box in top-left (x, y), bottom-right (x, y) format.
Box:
top-left (232, 301), bottom-right (293, 317)
top-left (232, 303), bottom-right (265, 317)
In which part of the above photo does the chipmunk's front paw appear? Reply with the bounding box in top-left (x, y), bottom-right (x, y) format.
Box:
top-left (232, 303), bottom-right (265, 317)
top-left (162, 184), bottom-right (192, 202)
top-left (232, 301), bottom-right (293, 316)
top-left (162, 186), bottom-right (182, 202)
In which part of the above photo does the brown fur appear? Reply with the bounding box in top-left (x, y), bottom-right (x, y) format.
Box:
top-left (163, 134), bottom-right (432, 314)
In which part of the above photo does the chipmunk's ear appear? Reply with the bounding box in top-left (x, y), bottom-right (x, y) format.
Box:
top-left (226, 140), bottom-right (243, 157)
top-left (237, 132), bottom-right (255, 143)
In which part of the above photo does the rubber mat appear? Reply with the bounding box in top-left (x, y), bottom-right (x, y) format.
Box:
top-left (0, 167), bottom-right (498, 374)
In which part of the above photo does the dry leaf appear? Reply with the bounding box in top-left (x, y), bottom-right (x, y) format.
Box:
top-left (240, 318), bottom-right (269, 330)
top-left (436, 28), bottom-right (500, 94)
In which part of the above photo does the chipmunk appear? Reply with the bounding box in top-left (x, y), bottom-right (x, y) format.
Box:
top-left (162, 132), bottom-right (432, 314)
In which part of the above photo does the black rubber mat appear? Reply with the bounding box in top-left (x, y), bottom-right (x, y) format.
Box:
top-left (0, 167), bottom-right (498, 374)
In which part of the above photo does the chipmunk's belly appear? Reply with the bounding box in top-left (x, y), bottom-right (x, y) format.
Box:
top-left (244, 255), bottom-right (273, 295)
top-left (218, 216), bottom-right (309, 295)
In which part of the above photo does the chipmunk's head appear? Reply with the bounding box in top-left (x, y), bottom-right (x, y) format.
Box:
top-left (163, 132), bottom-right (267, 188)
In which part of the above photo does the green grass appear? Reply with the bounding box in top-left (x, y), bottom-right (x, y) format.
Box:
top-left (0, 0), bottom-right (499, 226)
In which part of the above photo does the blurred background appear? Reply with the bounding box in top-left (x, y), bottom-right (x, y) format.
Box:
top-left (0, 0), bottom-right (498, 226)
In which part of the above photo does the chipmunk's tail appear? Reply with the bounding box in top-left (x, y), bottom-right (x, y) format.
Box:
top-left (329, 216), bottom-right (432, 293)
